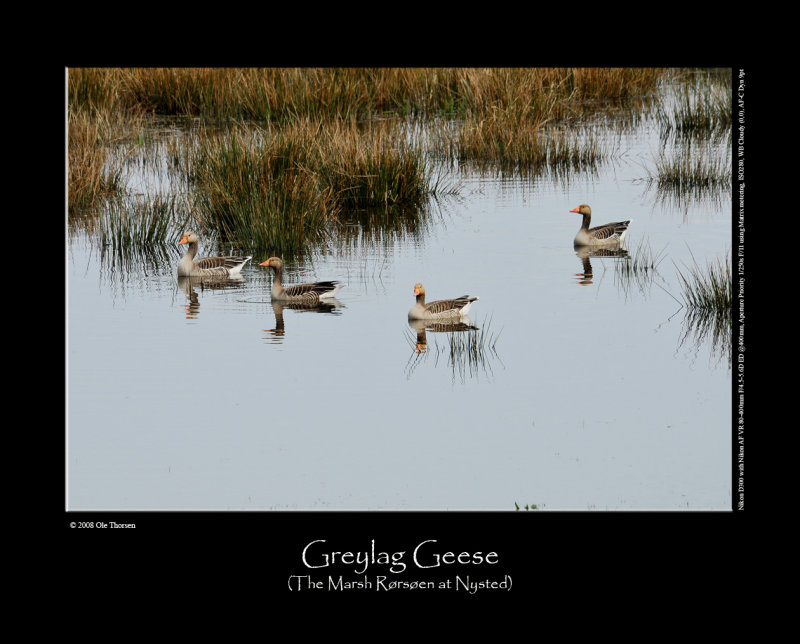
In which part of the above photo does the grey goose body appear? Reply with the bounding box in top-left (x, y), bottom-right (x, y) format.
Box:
top-left (569, 204), bottom-right (631, 247)
top-left (260, 257), bottom-right (346, 303)
top-left (177, 231), bottom-right (252, 277)
top-left (408, 283), bottom-right (478, 321)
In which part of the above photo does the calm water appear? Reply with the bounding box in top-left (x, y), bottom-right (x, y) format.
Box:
top-left (67, 86), bottom-right (732, 512)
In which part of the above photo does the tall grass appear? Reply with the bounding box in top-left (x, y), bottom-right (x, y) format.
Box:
top-left (676, 250), bottom-right (732, 314)
top-left (68, 68), bottom-right (667, 124)
top-left (649, 140), bottom-right (729, 196)
top-left (315, 119), bottom-right (437, 208)
top-left (99, 194), bottom-right (177, 250)
top-left (645, 70), bottom-right (731, 211)
top-left (96, 195), bottom-right (178, 277)
top-left (656, 69), bottom-right (731, 141)
top-left (445, 320), bottom-right (503, 383)
top-left (189, 123), bottom-right (336, 252)
top-left (188, 118), bottom-right (438, 253)
top-left (68, 68), bottom-right (125, 115)
top-left (68, 107), bottom-right (130, 213)
top-left (675, 250), bottom-right (732, 366)
top-left (614, 237), bottom-right (668, 297)
top-left (67, 67), bottom-right (673, 252)
top-left (405, 316), bottom-right (503, 383)
top-left (439, 116), bottom-right (609, 175)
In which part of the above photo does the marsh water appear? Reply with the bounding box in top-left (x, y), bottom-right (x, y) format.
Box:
top-left (67, 75), bottom-right (733, 511)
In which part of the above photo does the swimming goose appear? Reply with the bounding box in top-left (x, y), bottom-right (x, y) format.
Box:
top-left (177, 231), bottom-right (252, 277)
top-left (408, 283), bottom-right (478, 321)
top-left (260, 257), bottom-right (346, 302)
top-left (569, 204), bottom-right (631, 247)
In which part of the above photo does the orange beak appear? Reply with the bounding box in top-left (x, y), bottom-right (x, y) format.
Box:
top-left (259, 260), bottom-right (270, 266)
top-left (178, 235), bottom-right (188, 245)
top-left (413, 287), bottom-right (419, 296)
top-left (569, 207), bottom-right (580, 213)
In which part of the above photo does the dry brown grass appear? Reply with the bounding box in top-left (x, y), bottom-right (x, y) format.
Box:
top-left (68, 67), bottom-right (666, 123)
top-left (67, 67), bottom-right (670, 247)
top-left (67, 107), bottom-right (130, 213)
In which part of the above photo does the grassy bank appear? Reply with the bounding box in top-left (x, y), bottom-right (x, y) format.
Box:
top-left (70, 67), bottom-right (718, 252)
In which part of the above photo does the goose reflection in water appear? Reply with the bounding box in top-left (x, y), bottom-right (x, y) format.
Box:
top-left (407, 317), bottom-right (478, 353)
top-left (263, 298), bottom-right (344, 343)
top-left (404, 316), bottom-right (502, 384)
top-left (177, 274), bottom-right (246, 320)
top-left (573, 246), bottom-right (630, 285)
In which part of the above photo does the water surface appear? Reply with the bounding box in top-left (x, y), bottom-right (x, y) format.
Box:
top-left (67, 78), bottom-right (732, 512)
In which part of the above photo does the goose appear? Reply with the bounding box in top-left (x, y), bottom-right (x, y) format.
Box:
top-left (177, 231), bottom-right (252, 277)
top-left (260, 257), bottom-right (346, 302)
top-left (408, 283), bottom-right (478, 321)
top-left (569, 204), bottom-right (631, 247)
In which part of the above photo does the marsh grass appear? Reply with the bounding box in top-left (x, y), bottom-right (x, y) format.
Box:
top-left (69, 68), bottom-right (667, 123)
top-left (68, 67), bottom-right (687, 251)
top-left (672, 248), bottom-right (732, 365)
top-left (636, 69), bottom-right (731, 211)
top-left (188, 118), bottom-right (440, 253)
top-left (315, 119), bottom-right (439, 208)
top-left (678, 302), bottom-right (732, 367)
top-left (613, 237), bottom-right (668, 297)
top-left (404, 316), bottom-right (503, 383)
top-left (675, 250), bottom-right (732, 315)
top-left (647, 140), bottom-right (730, 206)
top-left (441, 117), bottom-right (610, 176)
top-left (445, 319), bottom-right (504, 383)
top-left (99, 194), bottom-right (177, 249)
top-left (96, 194), bottom-right (178, 277)
top-left (675, 250), bottom-right (732, 366)
top-left (656, 70), bottom-right (731, 142)
top-left (68, 108), bottom-right (131, 214)
top-left (189, 123), bottom-right (335, 252)
top-left (68, 68), bottom-right (125, 115)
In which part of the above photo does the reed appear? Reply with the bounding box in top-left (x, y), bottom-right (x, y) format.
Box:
top-left (649, 140), bottom-right (729, 195)
top-left (67, 67), bottom-right (672, 248)
top-left (440, 67), bottom-right (663, 122)
top-left (68, 107), bottom-right (130, 213)
top-left (68, 68), bottom-right (667, 123)
top-left (438, 115), bottom-right (609, 176)
top-left (188, 122), bottom-right (337, 252)
top-left (617, 237), bottom-right (667, 274)
top-left (675, 250), bottom-right (732, 366)
top-left (657, 70), bottom-right (731, 141)
top-left (614, 238), bottom-right (668, 297)
top-left (188, 118), bottom-right (439, 252)
top-left (98, 194), bottom-right (177, 250)
top-left (314, 119), bottom-right (435, 208)
top-left (446, 321), bottom-right (503, 383)
top-left (675, 250), bottom-right (732, 315)
top-left (68, 68), bottom-right (124, 115)
top-left (678, 304), bottom-right (732, 367)
top-left (67, 70), bottom-right (149, 217)
top-left (405, 316), bottom-right (503, 383)
top-left (565, 67), bottom-right (664, 103)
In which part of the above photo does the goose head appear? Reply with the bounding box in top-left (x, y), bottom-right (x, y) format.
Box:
top-left (569, 204), bottom-right (592, 217)
top-left (260, 257), bottom-right (283, 270)
top-left (178, 231), bottom-right (199, 245)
